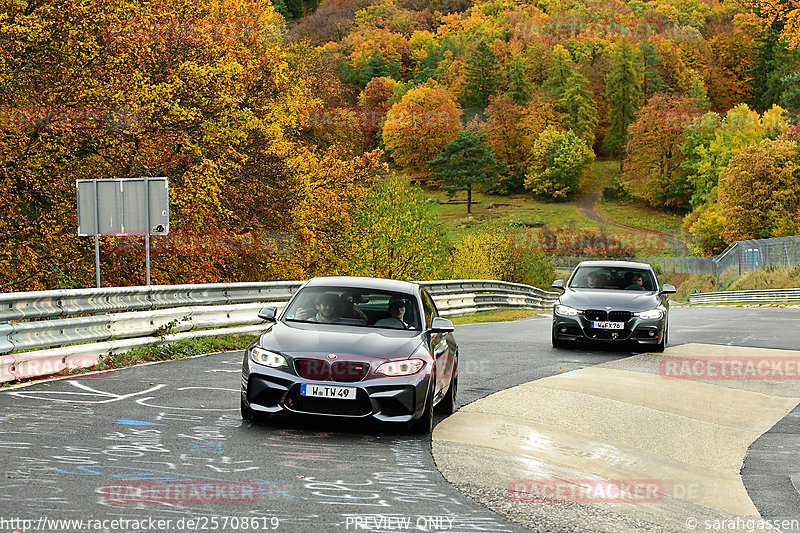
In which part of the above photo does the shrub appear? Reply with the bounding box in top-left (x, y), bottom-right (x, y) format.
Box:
top-left (508, 249), bottom-right (556, 289)
top-left (450, 229), bottom-right (515, 280)
top-left (450, 228), bottom-right (556, 289)
top-left (524, 127), bottom-right (595, 200)
top-left (602, 176), bottom-right (630, 201)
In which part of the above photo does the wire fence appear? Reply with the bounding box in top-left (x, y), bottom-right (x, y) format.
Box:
top-left (553, 235), bottom-right (800, 289)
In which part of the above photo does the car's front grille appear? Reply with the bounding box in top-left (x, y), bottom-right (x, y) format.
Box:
top-left (285, 386), bottom-right (372, 416)
top-left (331, 361), bottom-right (369, 382)
top-left (584, 309), bottom-right (607, 321)
top-left (584, 309), bottom-right (632, 322)
top-left (609, 310), bottom-right (632, 322)
top-left (294, 359), bottom-right (370, 382)
top-left (295, 359), bottom-right (331, 380)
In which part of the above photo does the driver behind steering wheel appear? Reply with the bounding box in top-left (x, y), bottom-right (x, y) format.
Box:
top-left (374, 296), bottom-right (412, 329)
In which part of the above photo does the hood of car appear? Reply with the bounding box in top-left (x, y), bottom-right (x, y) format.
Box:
top-left (259, 321), bottom-right (424, 359)
top-left (559, 288), bottom-right (661, 312)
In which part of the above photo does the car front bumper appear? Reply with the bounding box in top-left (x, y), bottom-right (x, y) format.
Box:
top-left (552, 313), bottom-right (666, 345)
top-left (242, 356), bottom-right (431, 423)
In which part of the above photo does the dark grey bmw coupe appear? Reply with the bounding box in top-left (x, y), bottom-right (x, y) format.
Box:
top-left (241, 276), bottom-right (458, 433)
top-left (550, 260), bottom-right (676, 351)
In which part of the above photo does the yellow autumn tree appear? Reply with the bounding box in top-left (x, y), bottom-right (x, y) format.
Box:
top-left (344, 173), bottom-right (448, 280)
top-left (0, 0), bottom-right (384, 291)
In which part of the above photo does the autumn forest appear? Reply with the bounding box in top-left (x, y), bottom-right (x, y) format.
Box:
top-left (1, 0), bottom-right (799, 292)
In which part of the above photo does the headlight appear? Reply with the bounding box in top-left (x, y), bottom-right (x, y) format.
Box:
top-left (635, 308), bottom-right (665, 320)
top-left (555, 304), bottom-right (580, 316)
top-left (251, 347), bottom-right (288, 368)
top-left (376, 359), bottom-right (424, 376)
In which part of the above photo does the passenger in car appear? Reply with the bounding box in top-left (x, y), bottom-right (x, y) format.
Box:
top-left (340, 294), bottom-right (368, 322)
top-left (374, 296), bottom-right (412, 329)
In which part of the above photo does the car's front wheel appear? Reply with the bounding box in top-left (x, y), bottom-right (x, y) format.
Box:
top-left (653, 325), bottom-right (668, 352)
top-left (409, 386), bottom-right (434, 434)
top-left (438, 368), bottom-right (457, 416)
top-left (241, 397), bottom-right (269, 424)
top-left (552, 328), bottom-right (569, 349)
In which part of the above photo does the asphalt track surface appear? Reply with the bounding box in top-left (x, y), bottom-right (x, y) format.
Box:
top-left (1, 306), bottom-right (798, 533)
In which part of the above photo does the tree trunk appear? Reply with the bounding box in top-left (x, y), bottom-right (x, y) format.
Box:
top-left (467, 186), bottom-right (472, 214)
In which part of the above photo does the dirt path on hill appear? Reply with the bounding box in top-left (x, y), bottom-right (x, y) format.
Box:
top-left (577, 191), bottom-right (689, 255)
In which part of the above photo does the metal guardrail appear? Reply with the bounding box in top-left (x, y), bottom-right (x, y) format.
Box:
top-left (554, 235), bottom-right (800, 290)
top-left (688, 288), bottom-right (800, 304)
top-left (0, 279), bottom-right (559, 382)
top-left (0, 282), bottom-right (302, 321)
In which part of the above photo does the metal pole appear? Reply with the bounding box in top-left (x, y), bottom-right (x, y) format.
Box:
top-left (93, 180), bottom-right (101, 288)
top-left (145, 178), bottom-right (151, 286)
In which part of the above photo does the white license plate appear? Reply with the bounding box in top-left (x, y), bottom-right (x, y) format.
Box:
top-left (591, 321), bottom-right (624, 330)
top-left (300, 384), bottom-right (356, 400)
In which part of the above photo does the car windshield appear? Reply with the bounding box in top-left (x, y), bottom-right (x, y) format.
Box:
top-left (568, 266), bottom-right (656, 291)
top-left (283, 287), bottom-right (421, 330)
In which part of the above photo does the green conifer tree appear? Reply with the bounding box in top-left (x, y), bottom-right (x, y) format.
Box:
top-left (559, 71), bottom-right (598, 145)
top-left (505, 54), bottom-right (531, 105)
top-left (361, 50), bottom-right (388, 87)
top-left (639, 41), bottom-right (671, 97)
top-left (688, 75), bottom-right (711, 109)
top-left (604, 41), bottom-right (644, 159)
top-left (428, 131), bottom-right (502, 214)
top-left (748, 28), bottom-right (800, 108)
top-left (542, 45), bottom-right (575, 98)
top-left (462, 40), bottom-right (499, 108)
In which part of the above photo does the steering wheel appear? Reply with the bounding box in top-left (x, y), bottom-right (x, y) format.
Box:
top-left (381, 318), bottom-right (408, 329)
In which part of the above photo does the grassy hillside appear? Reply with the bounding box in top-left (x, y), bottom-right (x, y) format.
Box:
top-left (425, 160), bottom-right (688, 257)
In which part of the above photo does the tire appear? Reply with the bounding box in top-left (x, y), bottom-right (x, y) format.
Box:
top-left (552, 328), bottom-right (568, 349)
top-left (651, 321), bottom-right (668, 353)
top-left (241, 397), bottom-right (269, 424)
top-left (438, 369), bottom-right (457, 416)
top-left (241, 397), bottom-right (254, 420)
top-left (409, 386), bottom-right (434, 434)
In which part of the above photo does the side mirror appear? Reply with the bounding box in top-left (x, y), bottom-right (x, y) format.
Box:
top-left (430, 317), bottom-right (455, 333)
top-left (661, 284), bottom-right (676, 295)
top-left (258, 305), bottom-right (278, 322)
top-left (551, 280), bottom-right (565, 290)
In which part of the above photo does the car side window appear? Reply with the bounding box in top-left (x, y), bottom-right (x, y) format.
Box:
top-left (421, 290), bottom-right (438, 329)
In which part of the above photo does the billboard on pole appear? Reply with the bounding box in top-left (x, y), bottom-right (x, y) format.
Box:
top-left (77, 178), bottom-right (169, 236)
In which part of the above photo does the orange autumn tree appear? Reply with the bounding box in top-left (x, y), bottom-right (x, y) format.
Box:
top-left (382, 81), bottom-right (461, 172)
top-left (623, 94), bottom-right (704, 209)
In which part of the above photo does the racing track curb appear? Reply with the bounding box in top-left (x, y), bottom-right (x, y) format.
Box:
top-left (431, 343), bottom-right (800, 532)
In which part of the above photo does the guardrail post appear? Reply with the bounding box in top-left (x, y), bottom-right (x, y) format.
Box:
top-left (0, 324), bottom-right (13, 355)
